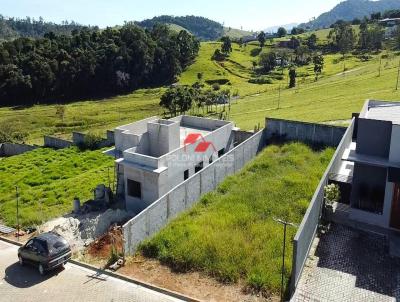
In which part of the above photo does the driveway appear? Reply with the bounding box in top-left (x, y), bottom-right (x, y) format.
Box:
top-left (293, 224), bottom-right (400, 302)
top-left (0, 240), bottom-right (183, 302)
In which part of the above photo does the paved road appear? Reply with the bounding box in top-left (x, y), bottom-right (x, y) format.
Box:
top-left (0, 240), bottom-right (183, 302)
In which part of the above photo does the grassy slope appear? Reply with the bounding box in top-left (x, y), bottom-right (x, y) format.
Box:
top-left (1, 27), bottom-right (397, 143)
top-left (0, 147), bottom-right (115, 226)
top-left (0, 89), bottom-right (162, 144)
top-left (223, 27), bottom-right (253, 39)
top-left (140, 142), bottom-right (334, 294)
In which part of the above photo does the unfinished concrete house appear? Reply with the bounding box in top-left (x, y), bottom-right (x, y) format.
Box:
top-left (113, 115), bottom-right (245, 213)
top-left (333, 100), bottom-right (400, 230)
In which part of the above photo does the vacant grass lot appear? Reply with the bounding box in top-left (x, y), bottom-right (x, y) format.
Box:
top-left (0, 147), bottom-right (115, 226)
top-left (139, 142), bottom-right (334, 295)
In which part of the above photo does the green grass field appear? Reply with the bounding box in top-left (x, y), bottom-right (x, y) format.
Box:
top-left (1, 28), bottom-right (399, 143)
top-left (0, 30), bottom-right (399, 228)
top-left (139, 142), bottom-right (334, 295)
top-left (0, 147), bottom-right (115, 226)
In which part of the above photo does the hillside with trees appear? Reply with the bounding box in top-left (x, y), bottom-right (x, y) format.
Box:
top-left (300, 0), bottom-right (400, 30)
top-left (136, 15), bottom-right (224, 41)
top-left (0, 23), bottom-right (199, 106)
top-left (0, 15), bottom-right (95, 40)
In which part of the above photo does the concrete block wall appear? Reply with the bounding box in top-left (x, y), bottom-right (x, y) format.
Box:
top-left (123, 129), bottom-right (265, 255)
top-left (0, 143), bottom-right (38, 157)
top-left (265, 118), bottom-right (347, 147)
top-left (290, 118), bottom-right (355, 296)
top-left (44, 136), bottom-right (73, 149)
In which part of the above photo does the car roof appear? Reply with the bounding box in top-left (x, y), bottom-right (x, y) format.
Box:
top-left (35, 232), bottom-right (62, 241)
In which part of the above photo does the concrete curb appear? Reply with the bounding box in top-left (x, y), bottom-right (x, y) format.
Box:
top-left (0, 236), bottom-right (200, 302)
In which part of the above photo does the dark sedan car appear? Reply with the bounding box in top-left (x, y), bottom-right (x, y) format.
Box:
top-left (18, 232), bottom-right (71, 275)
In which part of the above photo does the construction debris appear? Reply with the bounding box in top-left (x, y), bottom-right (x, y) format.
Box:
top-left (39, 209), bottom-right (131, 252)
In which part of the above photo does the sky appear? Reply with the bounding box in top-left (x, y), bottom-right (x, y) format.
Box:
top-left (0, 0), bottom-right (344, 31)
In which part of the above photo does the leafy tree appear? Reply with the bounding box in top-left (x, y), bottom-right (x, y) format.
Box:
top-left (277, 27), bottom-right (287, 38)
top-left (259, 52), bottom-right (277, 73)
top-left (313, 54), bottom-right (324, 81)
top-left (289, 68), bottom-right (296, 88)
top-left (0, 24), bottom-right (200, 106)
top-left (329, 22), bottom-right (355, 58)
top-left (295, 45), bottom-right (311, 65)
top-left (160, 86), bottom-right (194, 116)
top-left (306, 34), bottom-right (318, 50)
top-left (289, 36), bottom-right (300, 49)
top-left (55, 104), bottom-right (66, 122)
top-left (359, 22), bottom-right (384, 51)
top-left (291, 27), bottom-right (305, 35)
top-left (396, 26), bottom-right (400, 50)
top-left (370, 12), bottom-right (382, 21)
top-left (220, 36), bottom-right (232, 54)
top-left (257, 31), bottom-right (266, 48)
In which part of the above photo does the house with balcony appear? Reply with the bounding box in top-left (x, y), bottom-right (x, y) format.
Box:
top-left (330, 100), bottom-right (400, 231)
top-left (113, 115), bottom-right (245, 213)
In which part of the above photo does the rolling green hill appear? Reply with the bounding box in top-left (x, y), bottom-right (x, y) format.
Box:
top-left (300, 0), bottom-right (400, 30)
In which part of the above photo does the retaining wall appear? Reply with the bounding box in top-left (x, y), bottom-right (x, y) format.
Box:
top-left (265, 118), bottom-right (347, 147)
top-left (0, 143), bottom-right (38, 157)
top-left (44, 136), bottom-right (73, 149)
top-left (290, 118), bottom-right (355, 296)
top-left (123, 129), bottom-right (266, 255)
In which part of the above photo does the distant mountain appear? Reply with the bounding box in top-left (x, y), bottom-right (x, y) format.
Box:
top-left (300, 0), bottom-right (400, 30)
top-left (0, 15), bottom-right (96, 40)
top-left (264, 23), bottom-right (298, 33)
top-left (136, 15), bottom-right (224, 41)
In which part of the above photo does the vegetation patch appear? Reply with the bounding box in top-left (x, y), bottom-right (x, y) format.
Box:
top-left (139, 142), bottom-right (334, 295)
top-left (0, 147), bottom-right (115, 226)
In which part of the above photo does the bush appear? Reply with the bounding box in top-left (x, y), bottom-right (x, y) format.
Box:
top-left (205, 79), bottom-right (230, 85)
top-left (212, 83), bottom-right (221, 91)
top-left (0, 122), bottom-right (28, 143)
top-left (78, 133), bottom-right (104, 150)
top-left (248, 77), bottom-right (273, 84)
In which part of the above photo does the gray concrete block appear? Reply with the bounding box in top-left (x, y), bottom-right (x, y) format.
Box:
top-left (234, 145), bottom-right (244, 172)
top-left (214, 161), bottom-right (227, 185)
top-left (147, 197), bottom-right (168, 235)
top-left (314, 126), bottom-right (332, 146)
top-left (124, 214), bottom-right (148, 255)
top-left (168, 184), bottom-right (186, 219)
top-left (186, 174), bottom-right (201, 207)
top-left (200, 166), bottom-right (215, 194)
top-left (296, 123), bottom-right (315, 143)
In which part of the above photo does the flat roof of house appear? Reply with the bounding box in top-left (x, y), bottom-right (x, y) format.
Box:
top-left (179, 126), bottom-right (211, 147)
top-left (365, 103), bottom-right (400, 125)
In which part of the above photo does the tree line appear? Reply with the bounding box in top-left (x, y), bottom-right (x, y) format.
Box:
top-left (0, 24), bottom-right (200, 106)
top-left (136, 15), bottom-right (224, 41)
top-left (0, 15), bottom-right (95, 40)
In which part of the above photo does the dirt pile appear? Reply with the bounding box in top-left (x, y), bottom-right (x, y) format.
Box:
top-left (39, 209), bottom-right (131, 252)
top-left (87, 225), bottom-right (124, 259)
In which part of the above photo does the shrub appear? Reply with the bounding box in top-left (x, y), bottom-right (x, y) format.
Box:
top-left (205, 79), bottom-right (230, 85)
top-left (212, 83), bottom-right (221, 91)
top-left (248, 77), bottom-right (273, 84)
top-left (78, 133), bottom-right (104, 150)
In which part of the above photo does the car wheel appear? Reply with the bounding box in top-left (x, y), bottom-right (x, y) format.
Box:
top-left (38, 264), bottom-right (45, 276)
top-left (18, 255), bottom-right (24, 266)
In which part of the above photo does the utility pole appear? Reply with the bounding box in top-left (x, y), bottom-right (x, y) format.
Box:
top-left (278, 85), bottom-right (281, 109)
top-left (396, 59), bottom-right (400, 91)
top-left (378, 56), bottom-right (382, 77)
top-left (15, 186), bottom-right (20, 241)
top-left (273, 218), bottom-right (298, 302)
